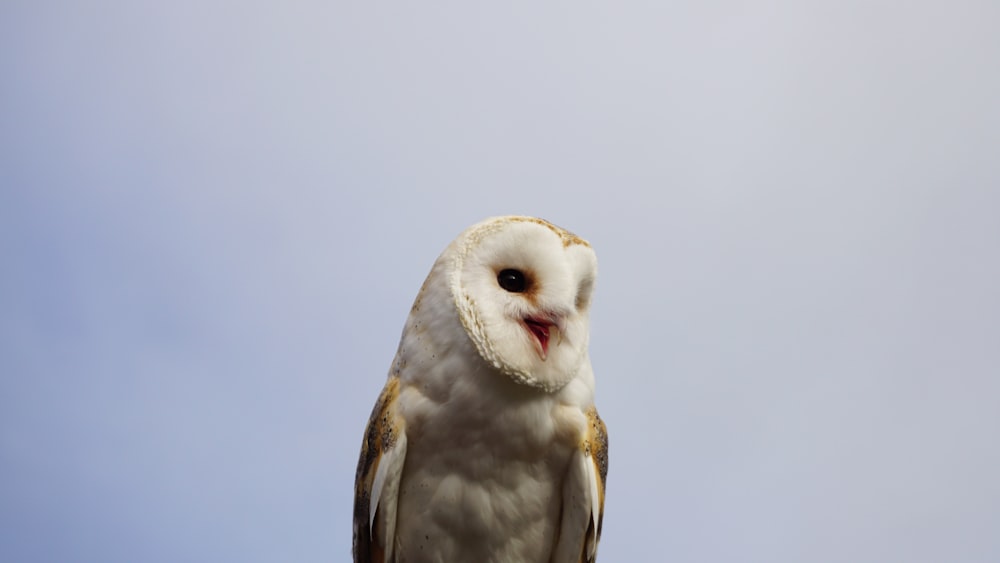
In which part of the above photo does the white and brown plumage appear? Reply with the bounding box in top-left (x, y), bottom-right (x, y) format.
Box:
top-left (353, 216), bottom-right (608, 563)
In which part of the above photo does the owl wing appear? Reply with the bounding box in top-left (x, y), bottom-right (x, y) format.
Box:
top-left (353, 376), bottom-right (407, 563)
top-left (552, 406), bottom-right (609, 563)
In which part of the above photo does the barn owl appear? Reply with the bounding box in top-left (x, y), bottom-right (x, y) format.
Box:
top-left (353, 216), bottom-right (608, 563)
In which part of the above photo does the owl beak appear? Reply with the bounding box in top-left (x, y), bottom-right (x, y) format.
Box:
top-left (523, 314), bottom-right (563, 361)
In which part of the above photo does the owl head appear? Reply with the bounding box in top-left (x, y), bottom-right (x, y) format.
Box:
top-left (440, 216), bottom-right (598, 392)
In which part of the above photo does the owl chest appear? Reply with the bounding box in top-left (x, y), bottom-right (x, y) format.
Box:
top-left (393, 381), bottom-right (578, 561)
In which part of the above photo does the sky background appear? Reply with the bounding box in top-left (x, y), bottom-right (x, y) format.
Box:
top-left (2, 1), bottom-right (999, 562)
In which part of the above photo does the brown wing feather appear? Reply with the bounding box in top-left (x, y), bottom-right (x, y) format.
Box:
top-left (584, 406), bottom-right (609, 562)
top-left (353, 376), bottom-right (402, 563)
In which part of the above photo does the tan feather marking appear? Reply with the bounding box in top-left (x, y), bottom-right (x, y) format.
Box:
top-left (584, 406), bottom-right (609, 545)
top-left (460, 216), bottom-right (589, 250)
top-left (353, 376), bottom-right (402, 563)
top-left (507, 216), bottom-right (591, 248)
top-left (408, 269), bottom-right (437, 317)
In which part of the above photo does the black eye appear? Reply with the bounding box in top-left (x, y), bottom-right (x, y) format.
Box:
top-left (497, 269), bottom-right (527, 293)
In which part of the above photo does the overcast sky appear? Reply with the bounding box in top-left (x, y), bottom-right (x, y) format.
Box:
top-left (2, 1), bottom-right (999, 562)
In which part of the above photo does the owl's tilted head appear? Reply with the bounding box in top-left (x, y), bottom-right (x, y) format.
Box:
top-left (435, 216), bottom-right (598, 392)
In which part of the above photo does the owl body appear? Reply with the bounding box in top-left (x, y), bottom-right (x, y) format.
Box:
top-left (354, 217), bottom-right (608, 563)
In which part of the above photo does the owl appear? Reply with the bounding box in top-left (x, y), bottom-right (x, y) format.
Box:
top-left (353, 216), bottom-right (608, 563)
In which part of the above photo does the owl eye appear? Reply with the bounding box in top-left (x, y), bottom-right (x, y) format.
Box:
top-left (497, 269), bottom-right (527, 293)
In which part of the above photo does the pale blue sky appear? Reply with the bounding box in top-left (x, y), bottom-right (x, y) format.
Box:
top-left (2, 1), bottom-right (999, 561)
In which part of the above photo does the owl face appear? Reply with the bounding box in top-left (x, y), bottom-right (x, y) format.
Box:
top-left (449, 217), bottom-right (597, 392)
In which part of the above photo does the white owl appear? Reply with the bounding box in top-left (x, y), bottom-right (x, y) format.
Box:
top-left (353, 216), bottom-right (608, 563)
